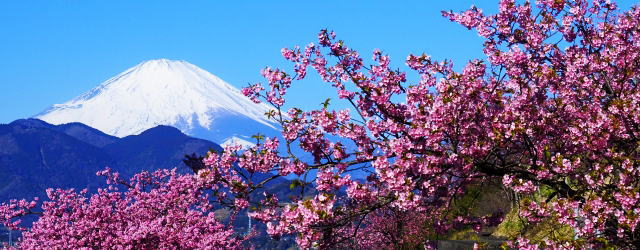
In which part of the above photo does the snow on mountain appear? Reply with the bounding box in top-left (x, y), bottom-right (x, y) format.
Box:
top-left (35, 59), bottom-right (281, 144)
top-left (220, 136), bottom-right (256, 149)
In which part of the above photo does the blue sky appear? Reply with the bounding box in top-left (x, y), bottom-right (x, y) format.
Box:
top-left (0, 0), bottom-right (637, 123)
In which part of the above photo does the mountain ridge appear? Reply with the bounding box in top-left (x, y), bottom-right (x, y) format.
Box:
top-left (0, 119), bottom-right (222, 201)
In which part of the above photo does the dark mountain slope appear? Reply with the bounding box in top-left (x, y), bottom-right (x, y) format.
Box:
top-left (0, 119), bottom-right (113, 200)
top-left (103, 125), bottom-right (222, 175)
top-left (54, 122), bottom-right (118, 147)
top-left (0, 120), bottom-right (223, 201)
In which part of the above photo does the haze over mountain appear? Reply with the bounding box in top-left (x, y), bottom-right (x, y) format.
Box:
top-left (35, 59), bottom-right (279, 146)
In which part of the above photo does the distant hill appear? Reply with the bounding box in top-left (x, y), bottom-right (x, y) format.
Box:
top-left (53, 122), bottom-right (118, 147)
top-left (104, 125), bottom-right (222, 175)
top-left (0, 118), bottom-right (222, 201)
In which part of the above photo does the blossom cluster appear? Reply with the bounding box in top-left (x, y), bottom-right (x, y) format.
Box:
top-left (1, 169), bottom-right (243, 249)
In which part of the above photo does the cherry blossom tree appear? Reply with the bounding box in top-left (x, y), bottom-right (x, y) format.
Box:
top-left (1, 169), bottom-right (243, 249)
top-left (241, 0), bottom-right (640, 248)
top-left (2, 0), bottom-right (640, 248)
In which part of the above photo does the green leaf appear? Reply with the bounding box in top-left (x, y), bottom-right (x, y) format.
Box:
top-left (251, 133), bottom-right (265, 143)
top-left (544, 147), bottom-right (551, 160)
top-left (264, 110), bottom-right (275, 119)
top-left (321, 98), bottom-right (331, 109)
top-left (209, 147), bottom-right (220, 155)
top-left (289, 180), bottom-right (301, 190)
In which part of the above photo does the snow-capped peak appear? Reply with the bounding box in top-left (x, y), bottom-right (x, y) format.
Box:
top-left (36, 59), bottom-right (280, 143)
top-left (221, 136), bottom-right (257, 149)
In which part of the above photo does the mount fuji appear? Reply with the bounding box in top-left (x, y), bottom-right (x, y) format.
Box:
top-left (35, 59), bottom-right (280, 146)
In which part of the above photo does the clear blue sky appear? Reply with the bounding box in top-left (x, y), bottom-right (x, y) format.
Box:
top-left (0, 0), bottom-right (637, 123)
